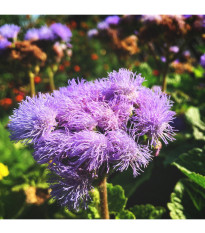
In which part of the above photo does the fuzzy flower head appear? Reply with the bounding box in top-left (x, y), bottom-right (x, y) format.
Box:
top-left (0, 37), bottom-right (11, 50)
top-left (105, 15), bottom-right (120, 25)
top-left (131, 87), bottom-right (176, 146)
top-left (107, 130), bottom-right (152, 177)
top-left (38, 26), bottom-right (55, 40)
top-left (103, 68), bottom-right (144, 102)
top-left (50, 23), bottom-right (72, 42)
top-left (33, 130), bottom-right (71, 164)
top-left (48, 168), bottom-right (93, 210)
top-left (169, 45), bottom-right (179, 53)
top-left (200, 54), bottom-right (205, 68)
top-left (87, 29), bottom-right (98, 38)
top-left (24, 28), bottom-right (40, 40)
top-left (8, 93), bottom-right (58, 144)
top-left (8, 68), bottom-right (176, 211)
top-left (0, 24), bottom-right (20, 39)
top-left (97, 21), bottom-right (109, 30)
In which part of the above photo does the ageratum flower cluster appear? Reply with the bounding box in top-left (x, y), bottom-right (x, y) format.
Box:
top-left (8, 69), bottom-right (176, 210)
top-left (0, 24), bottom-right (21, 51)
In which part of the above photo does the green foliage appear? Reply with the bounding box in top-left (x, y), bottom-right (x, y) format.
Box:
top-left (193, 65), bottom-right (204, 78)
top-left (115, 210), bottom-right (136, 219)
top-left (168, 179), bottom-right (205, 219)
top-left (107, 183), bottom-right (127, 214)
top-left (185, 106), bottom-right (205, 131)
top-left (173, 147), bottom-right (205, 189)
top-left (0, 122), bottom-right (35, 183)
top-left (130, 204), bottom-right (166, 219)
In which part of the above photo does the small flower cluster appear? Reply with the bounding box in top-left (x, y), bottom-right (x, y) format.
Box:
top-left (87, 15), bottom-right (121, 38)
top-left (8, 69), bottom-right (176, 210)
top-left (0, 24), bottom-right (21, 50)
top-left (87, 16), bottom-right (139, 56)
top-left (25, 23), bottom-right (72, 43)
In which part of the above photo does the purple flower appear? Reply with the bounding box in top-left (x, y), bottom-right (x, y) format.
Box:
top-left (50, 23), bottom-right (72, 42)
top-left (160, 56), bottom-right (166, 63)
top-left (24, 28), bottom-right (40, 40)
top-left (33, 130), bottom-right (71, 164)
top-left (97, 21), bottom-right (109, 30)
top-left (183, 15), bottom-right (192, 19)
top-left (0, 37), bottom-right (11, 50)
top-left (38, 26), bottom-right (55, 40)
top-left (200, 54), bottom-right (205, 68)
top-left (107, 130), bottom-right (152, 177)
top-left (0, 24), bottom-right (20, 39)
top-left (183, 50), bottom-right (190, 57)
top-left (85, 101), bottom-right (119, 131)
top-left (105, 15), bottom-right (120, 25)
top-left (87, 29), bottom-right (98, 38)
top-left (48, 168), bottom-right (93, 210)
top-left (131, 87), bottom-right (176, 146)
top-left (8, 68), bottom-right (176, 211)
top-left (8, 93), bottom-right (58, 144)
top-left (102, 68), bottom-right (144, 102)
top-left (169, 46), bottom-right (179, 53)
top-left (68, 131), bottom-right (108, 174)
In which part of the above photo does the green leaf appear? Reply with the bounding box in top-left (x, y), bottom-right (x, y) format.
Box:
top-left (193, 65), bottom-right (204, 78)
top-left (107, 183), bottom-right (127, 214)
top-left (167, 179), bottom-right (205, 219)
top-left (185, 106), bottom-right (205, 131)
top-left (193, 126), bottom-right (205, 141)
top-left (86, 188), bottom-right (100, 219)
top-left (0, 123), bottom-right (35, 182)
top-left (80, 188), bottom-right (100, 219)
top-left (115, 210), bottom-right (136, 219)
top-left (173, 146), bottom-right (205, 189)
top-left (130, 204), bottom-right (166, 219)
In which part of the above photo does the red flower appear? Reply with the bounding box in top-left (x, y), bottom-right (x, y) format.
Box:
top-left (74, 65), bottom-right (81, 72)
top-left (152, 70), bottom-right (160, 76)
top-left (91, 53), bottom-right (99, 60)
top-left (15, 95), bottom-right (24, 102)
top-left (59, 65), bottom-right (65, 71)
top-left (0, 98), bottom-right (12, 108)
top-left (64, 61), bottom-right (70, 67)
top-left (34, 76), bottom-right (42, 84)
top-left (69, 20), bottom-right (77, 29)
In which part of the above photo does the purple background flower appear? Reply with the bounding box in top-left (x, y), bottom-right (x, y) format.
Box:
top-left (50, 23), bottom-right (72, 42)
top-left (0, 37), bottom-right (11, 50)
top-left (0, 24), bottom-right (20, 39)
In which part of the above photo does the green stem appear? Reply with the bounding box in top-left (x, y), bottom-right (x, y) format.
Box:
top-left (47, 67), bottom-right (55, 92)
top-left (98, 176), bottom-right (109, 219)
top-left (162, 60), bottom-right (169, 92)
top-left (29, 71), bottom-right (35, 97)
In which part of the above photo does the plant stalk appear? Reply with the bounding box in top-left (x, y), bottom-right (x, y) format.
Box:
top-left (162, 62), bottom-right (169, 92)
top-left (98, 176), bottom-right (109, 219)
top-left (47, 67), bottom-right (55, 92)
top-left (29, 71), bottom-right (35, 97)
top-left (162, 73), bottom-right (167, 92)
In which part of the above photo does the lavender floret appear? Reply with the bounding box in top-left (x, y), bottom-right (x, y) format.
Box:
top-left (105, 15), bottom-right (120, 25)
top-left (0, 24), bottom-right (20, 39)
top-left (50, 23), bottom-right (72, 42)
top-left (200, 54), bottom-right (205, 68)
top-left (0, 37), bottom-right (11, 50)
